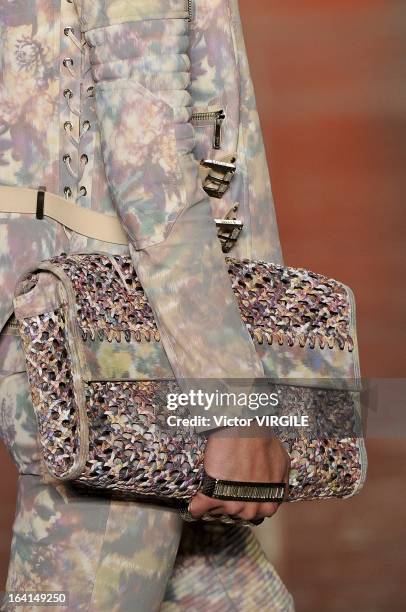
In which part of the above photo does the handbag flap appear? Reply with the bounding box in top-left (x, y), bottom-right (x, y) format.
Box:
top-left (13, 252), bottom-right (362, 391)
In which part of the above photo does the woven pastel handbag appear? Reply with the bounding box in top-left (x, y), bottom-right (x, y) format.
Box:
top-left (11, 251), bottom-right (367, 523)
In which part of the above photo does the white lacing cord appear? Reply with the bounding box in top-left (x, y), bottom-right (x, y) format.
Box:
top-left (63, 153), bottom-right (88, 183)
top-left (62, 23), bottom-right (93, 204)
top-left (63, 88), bottom-right (80, 116)
top-left (63, 120), bottom-right (79, 147)
top-left (74, 89), bottom-right (93, 202)
top-left (63, 118), bottom-right (91, 148)
top-left (62, 57), bottom-right (75, 78)
top-left (64, 26), bottom-right (86, 52)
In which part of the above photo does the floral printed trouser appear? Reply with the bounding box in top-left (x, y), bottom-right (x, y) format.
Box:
top-left (0, 369), bottom-right (295, 612)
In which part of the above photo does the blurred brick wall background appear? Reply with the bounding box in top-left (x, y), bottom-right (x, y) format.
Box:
top-left (241, 1), bottom-right (406, 610)
top-left (1, 1), bottom-right (405, 610)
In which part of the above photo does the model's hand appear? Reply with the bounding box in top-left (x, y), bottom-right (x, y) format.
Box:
top-left (189, 426), bottom-right (291, 521)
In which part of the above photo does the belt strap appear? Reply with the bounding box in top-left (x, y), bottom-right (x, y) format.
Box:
top-left (0, 185), bottom-right (128, 245)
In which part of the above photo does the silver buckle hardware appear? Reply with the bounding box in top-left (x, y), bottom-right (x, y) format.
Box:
top-left (200, 472), bottom-right (286, 503)
top-left (215, 203), bottom-right (243, 253)
top-left (200, 156), bottom-right (236, 199)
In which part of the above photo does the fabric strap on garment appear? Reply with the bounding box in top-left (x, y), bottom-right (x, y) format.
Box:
top-left (0, 185), bottom-right (128, 245)
top-left (0, 182), bottom-right (242, 249)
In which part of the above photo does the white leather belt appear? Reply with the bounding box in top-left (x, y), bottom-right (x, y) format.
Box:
top-left (0, 185), bottom-right (128, 245)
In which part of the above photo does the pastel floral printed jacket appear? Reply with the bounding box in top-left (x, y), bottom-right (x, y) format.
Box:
top-left (0, 0), bottom-right (283, 427)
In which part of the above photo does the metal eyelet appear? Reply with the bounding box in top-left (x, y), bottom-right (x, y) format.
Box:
top-left (79, 186), bottom-right (87, 196)
top-left (80, 154), bottom-right (88, 164)
top-left (63, 58), bottom-right (73, 68)
top-left (63, 88), bottom-right (73, 99)
top-left (63, 153), bottom-right (71, 163)
top-left (64, 27), bottom-right (75, 36)
top-left (64, 121), bottom-right (73, 132)
top-left (64, 186), bottom-right (72, 198)
top-left (86, 86), bottom-right (95, 97)
top-left (82, 120), bottom-right (91, 130)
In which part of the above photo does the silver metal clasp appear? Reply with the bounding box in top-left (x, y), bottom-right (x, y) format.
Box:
top-left (215, 203), bottom-right (243, 253)
top-left (200, 157), bottom-right (236, 199)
